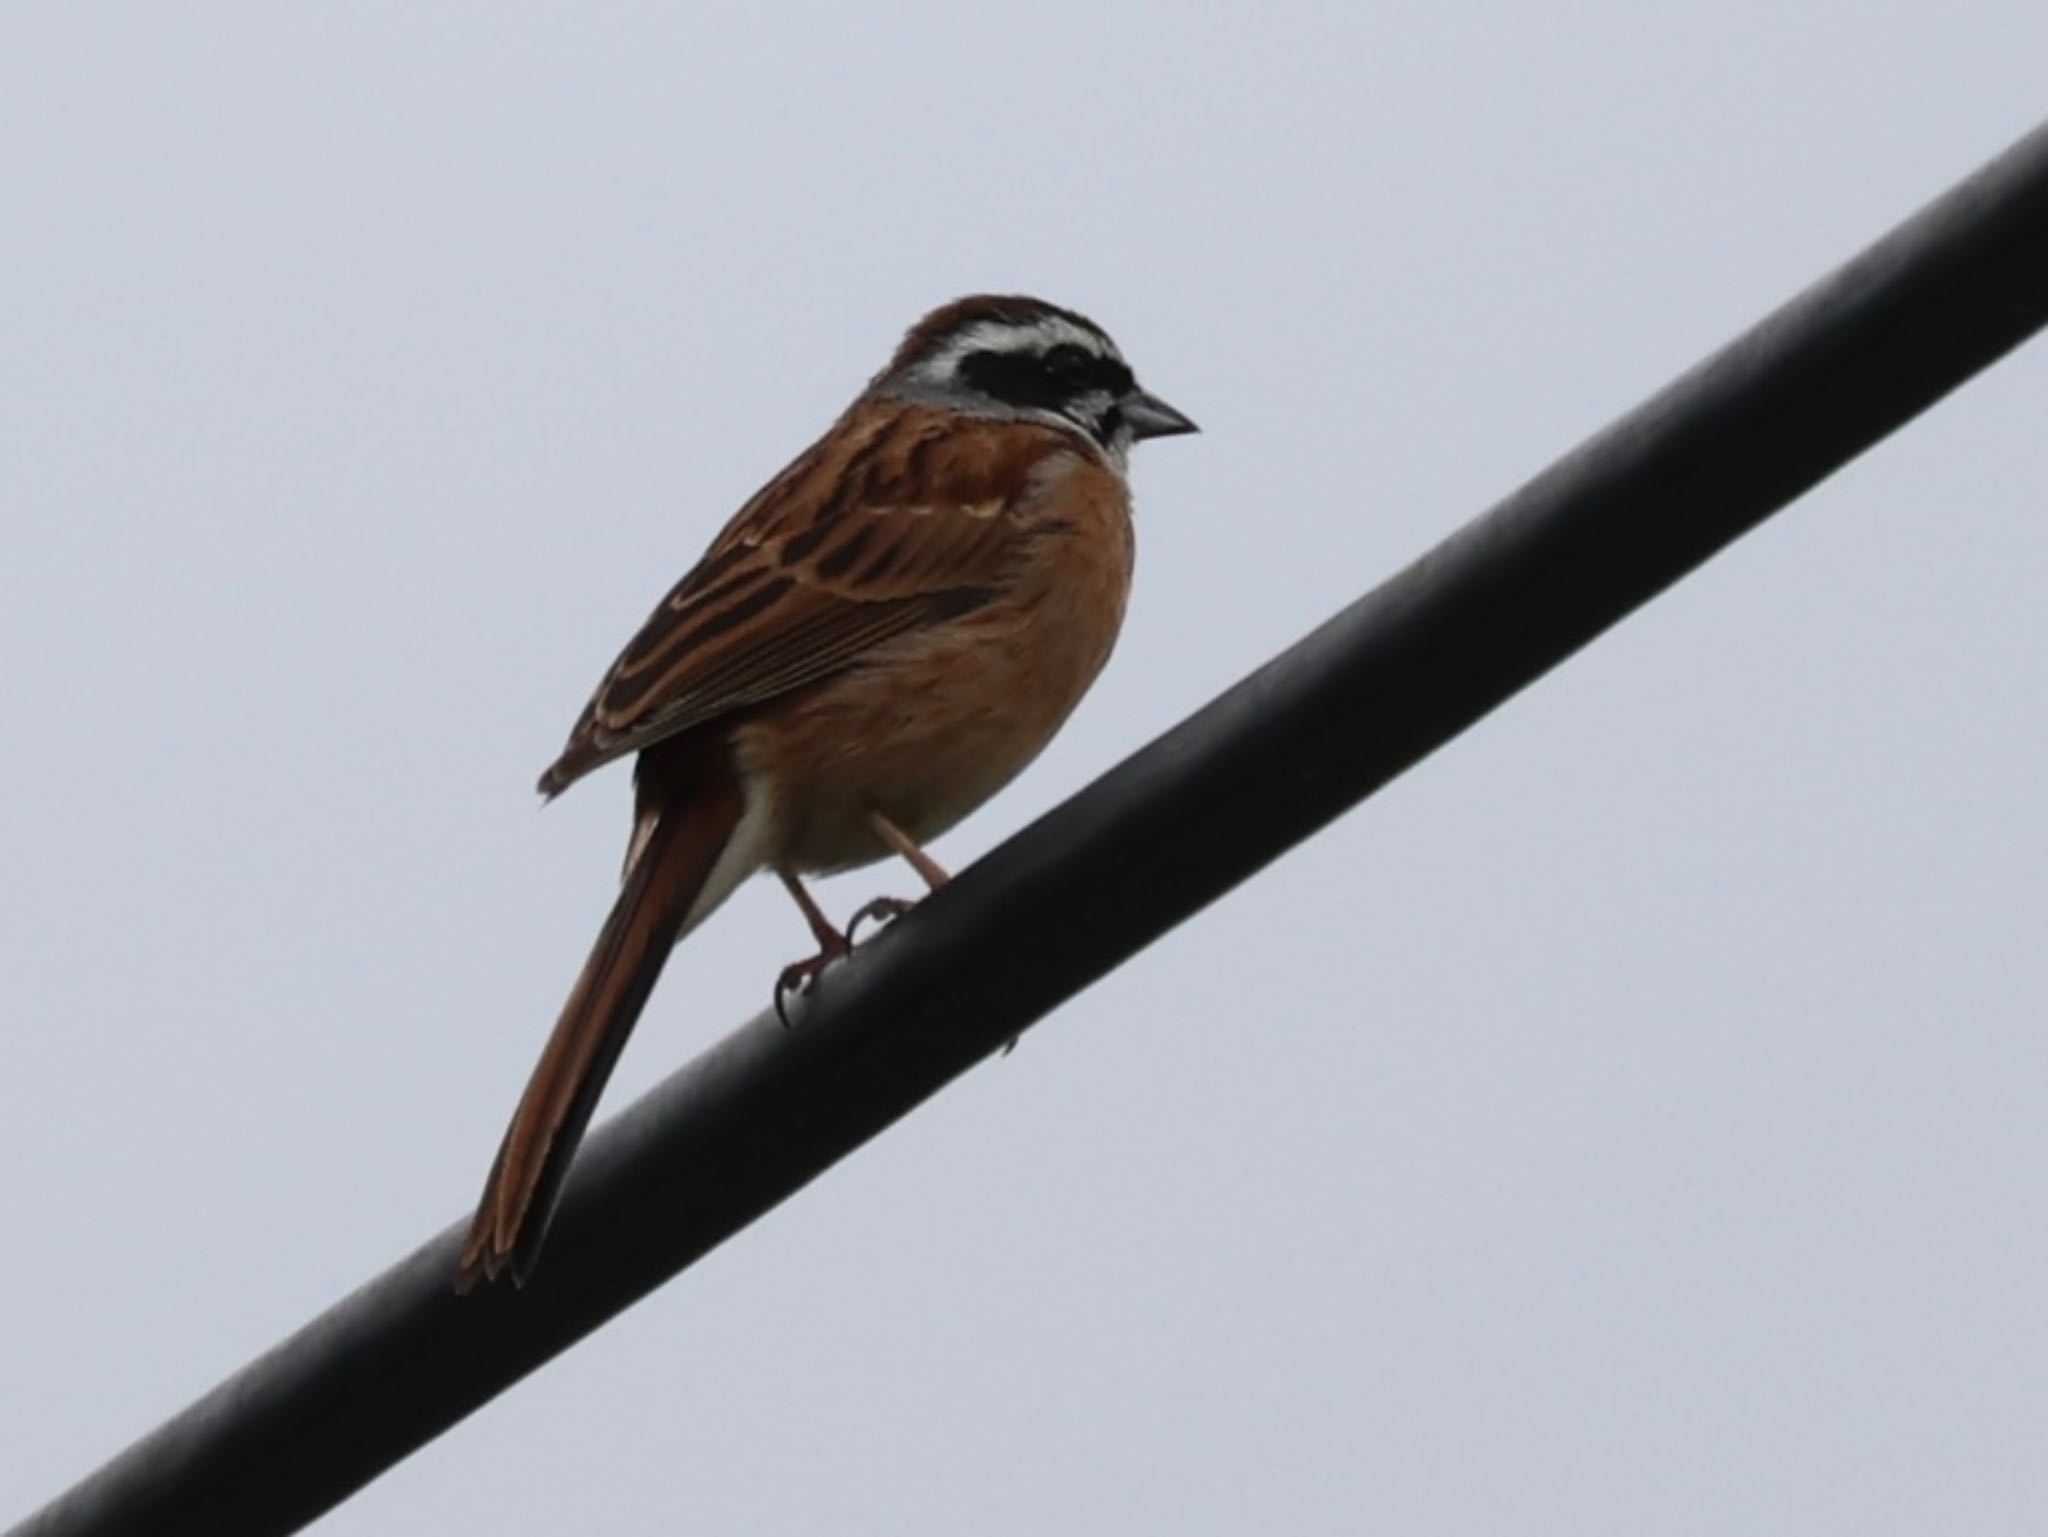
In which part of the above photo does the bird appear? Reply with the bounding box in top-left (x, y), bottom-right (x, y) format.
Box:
top-left (455, 294), bottom-right (1197, 1290)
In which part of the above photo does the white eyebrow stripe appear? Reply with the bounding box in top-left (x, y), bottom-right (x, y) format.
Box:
top-left (914, 315), bottom-right (1122, 381)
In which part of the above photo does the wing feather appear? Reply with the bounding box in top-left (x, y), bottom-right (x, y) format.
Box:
top-left (537, 403), bottom-right (1071, 796)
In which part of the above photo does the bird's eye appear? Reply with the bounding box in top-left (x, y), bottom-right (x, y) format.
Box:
top-left (1043, 344), bottom-right (1095, 385)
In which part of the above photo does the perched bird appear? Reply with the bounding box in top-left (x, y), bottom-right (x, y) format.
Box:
top-left (456, 295), bottom-right (1197, 1289)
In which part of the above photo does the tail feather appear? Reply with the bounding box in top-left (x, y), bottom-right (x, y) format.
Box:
top-left (457, 766), bottom-right (745, 1290)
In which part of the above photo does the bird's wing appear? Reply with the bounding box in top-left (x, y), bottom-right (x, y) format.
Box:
top-left (538, 403), bottom-right (1075, 796)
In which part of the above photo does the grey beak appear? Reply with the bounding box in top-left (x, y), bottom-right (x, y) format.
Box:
top-left (1122, 389), bottom-right (1200, 441)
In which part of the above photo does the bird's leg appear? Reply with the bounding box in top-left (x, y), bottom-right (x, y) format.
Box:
top-left (840, 812), bottom-right (1020, 1057)
top-left (774, 867), bottom-right (850, 1025)
top-left (869, 808), bottom-right (951, 889)
top-left (846, 809), bottom-right (950, 942)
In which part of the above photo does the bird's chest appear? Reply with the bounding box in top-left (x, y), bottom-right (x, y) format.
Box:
top-left (747, 499), bottom-right (1134, 873)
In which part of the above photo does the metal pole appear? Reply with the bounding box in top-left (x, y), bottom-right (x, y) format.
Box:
top-left (14, 118), bottom-right (2048, 1537)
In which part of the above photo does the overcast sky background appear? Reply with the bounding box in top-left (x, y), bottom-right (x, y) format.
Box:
top-left (5, 5), bottom-right (2046, 1533)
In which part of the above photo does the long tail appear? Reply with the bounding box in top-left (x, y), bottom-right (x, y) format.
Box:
top-left (457, 768), bottom-right (745, 1290)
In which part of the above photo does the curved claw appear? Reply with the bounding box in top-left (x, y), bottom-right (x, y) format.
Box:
top-left (774, 941), bottom-right (848, 1027)
top-left (846, 894), bottom-right (918, 947)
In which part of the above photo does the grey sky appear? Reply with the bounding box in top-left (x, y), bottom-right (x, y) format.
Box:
top-left (5, 5), bottom-right (2045, 1532)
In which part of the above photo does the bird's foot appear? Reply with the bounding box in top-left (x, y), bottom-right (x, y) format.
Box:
top-left (775, 934), bottom-right (850, 1026)
top-left (846, 894), bottom-right (918, 946)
